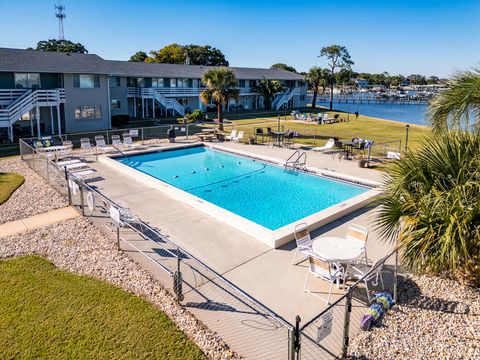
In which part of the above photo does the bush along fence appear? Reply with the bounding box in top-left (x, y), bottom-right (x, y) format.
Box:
top-left (19, 137), bottom-right (400, 360)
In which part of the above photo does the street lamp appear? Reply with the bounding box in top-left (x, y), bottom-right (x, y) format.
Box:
top-left (405, 124), bottom-right (410, 152)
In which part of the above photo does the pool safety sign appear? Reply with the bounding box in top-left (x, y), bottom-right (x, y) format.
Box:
top-left (129, 129), bottom-right (139, 137)
top-left (316, 309), bottom-right (333, 343)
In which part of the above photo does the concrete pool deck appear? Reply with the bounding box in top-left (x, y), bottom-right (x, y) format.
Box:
top-left (85, 141), bottom-right (394, 326)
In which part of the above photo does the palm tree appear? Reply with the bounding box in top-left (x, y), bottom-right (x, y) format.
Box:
top-left (428, 67), bottom-right (480, 132)
top-left (253, 78), bottom-right (285, 110)
top-left (200, 68), bottom-right (239, 131)
top-left (305, 66), bottom-right (328, 108)
top-left (376, 131), bottom-right (480, 286)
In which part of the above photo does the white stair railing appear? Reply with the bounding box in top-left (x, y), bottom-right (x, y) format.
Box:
top-left (273, 88), bottom-right (300, 110)
top-left (132, 88), bottom-right (185, 117)
top-left (0, 89), bottom-right (66, 129)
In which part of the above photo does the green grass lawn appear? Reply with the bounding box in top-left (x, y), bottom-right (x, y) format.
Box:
top-left (0, 172), bottom-right (24, 204)
top-left (215, 109), bottom-right (430, 151)
top-left (0, 256), bottom-right (206, 359)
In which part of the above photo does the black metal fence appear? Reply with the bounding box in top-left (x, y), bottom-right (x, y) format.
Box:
top-left (19, 137), bottom-right (400, 360)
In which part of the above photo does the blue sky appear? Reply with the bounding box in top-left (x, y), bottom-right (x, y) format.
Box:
top-left (0, 0), bottom-right (478, 77)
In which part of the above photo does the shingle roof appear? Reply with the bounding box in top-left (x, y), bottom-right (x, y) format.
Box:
top-left (0, 47), bottom-right (304, 80)
top-left (104, 60), bottom-right (303, 80)
top-left (0, 48), bottom-right (108, 74)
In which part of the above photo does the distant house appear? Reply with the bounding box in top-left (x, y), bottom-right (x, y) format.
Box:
top-left (400, 79), bottom-right (411, 87)
top-left (353, 78), bottom-right (369, 88)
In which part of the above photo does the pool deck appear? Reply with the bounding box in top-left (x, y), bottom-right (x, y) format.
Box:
top-left (84, 140), bottom-right (394, 358)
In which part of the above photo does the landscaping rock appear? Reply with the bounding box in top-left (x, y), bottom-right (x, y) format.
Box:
top-left (348, 274), bottom-right (480, 359)
top-left (0, 158), bottom-right (67, 224)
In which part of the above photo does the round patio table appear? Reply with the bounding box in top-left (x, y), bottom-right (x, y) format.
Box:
top-left (312, 236), bottom-right (364, 263)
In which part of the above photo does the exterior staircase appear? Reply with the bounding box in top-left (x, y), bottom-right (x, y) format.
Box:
top-left (0, 89), bottom-right (65, 140)
top-left (128, 87), bottom-right (185, 117)
top-left (272, 87), bottom-right (300, 110)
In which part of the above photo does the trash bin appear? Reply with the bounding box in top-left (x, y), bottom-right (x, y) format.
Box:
top-left (167, 128), bottom-right (176, 143)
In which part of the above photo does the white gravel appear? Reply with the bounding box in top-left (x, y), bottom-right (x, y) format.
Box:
top-left (348, 274), bottom-right (480, 359)
top-left (0, 217), bottom-right (238, 359)
top-left (0, 158), bottom-right (67, 224)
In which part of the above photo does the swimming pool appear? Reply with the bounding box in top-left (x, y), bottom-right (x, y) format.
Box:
top-left (116, 146), bottom-right (369, 231)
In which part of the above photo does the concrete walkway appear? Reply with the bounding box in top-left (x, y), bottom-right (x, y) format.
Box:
top-left (0, 207), bottom-right (79, 238)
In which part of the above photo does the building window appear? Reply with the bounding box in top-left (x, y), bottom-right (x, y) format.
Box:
top-left (192, 79), bottom-right (199, 88)
top-left (109, 77), bottom-right (121, 87)
top-left (249, 80), bottom-right (256, 87)
top-left (73, 74), bottom-right (100, 88)
top-left (137, 77), bottom-right (145, 87)
top-left (239, 80), bottom-right (245, 88)
top-left (300, 95), bottom-right (305, 101)
top-left (14, 73), bottom-right (40, 89)
top-left (152, 78), bottom-right (164, 87)
top-left (74, 105), bottom-right (102, 119)
top-left (110, 100), bottom-right (121, 109)
top-left (176, 79), bottom-right (188, 87)
top-left (177, 98), bottom-right (188, 106)
top-left (170, 79), bottom-right (177, 88)
top-left (297, 81), bottom-right (305, 87)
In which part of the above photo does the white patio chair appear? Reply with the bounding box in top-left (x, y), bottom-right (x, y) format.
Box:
top-left (57, 140), bottom-right (73, 159)
top-left (111, 135), bottom-right (123, 148)
top-left (346, 224), bottom-right (369, 264)
top-left (225, 129), bottom-right (237, 141)
top-left (304, 255), bottom-right (345, 304)
top-left (122, 134), bottom-right (136, 149)
top-left (80, 138), bottom-right (93, 153)
top-left (292, 222), bottom-right (314, 265)
top-left (312, 138), bottom-right (335, 152)
top-left (95, 135), bottom-right (109, 153)
top-left (351, 258), bottom-right (385, 302)
top-left (234, 131), bottom-right (244, 142)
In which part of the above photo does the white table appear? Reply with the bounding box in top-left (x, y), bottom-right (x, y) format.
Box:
top-left (312, 236), bottom-right (364, 263)
top-left (43, 146), bottom-right (66, 152)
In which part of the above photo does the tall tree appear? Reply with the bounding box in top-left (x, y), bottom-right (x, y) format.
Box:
top-left (200, 68), bottom-right (239, 131)
top-left (253, 78), bottom-right (285, 110)
top-left (270, 63), bottom-right (297, 73)
top-left (305, 66), bottom-right (328, 108)
top-left (32, 39), bottom-right (87, 53)
top-left (408, 74), bottom-right (427, 85)
top-left (129, 51), bottom-right (148, 62)
top-left (319, 45), bottom-right (354, 110)
top-left (428, 67), bottom-right (480, 132)
top-left (148, 43), bottom-right (186, 64)
top-left (184, 45), bottom-right (229, 66)
top-left (144, 44), bottom-right (229, 65)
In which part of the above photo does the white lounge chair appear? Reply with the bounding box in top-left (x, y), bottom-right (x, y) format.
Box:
top-left (292, 222), bottom-right (314, 265)
top-left (234, 131), bottom-right (244, 142)
top-left (225, 129), bottom-right (237, 141)
top-left (304, 255), bottom-right (345, 304)
top-left (95, 135), bottom-right (109, 153)
top-left (122, 134), bottom-right (136, 149)
top-left (351, 258), bottom-right (385, 302)
top-left (80, 138), bottom-right (93, 153)
top-left (57, 141), bottom-right (73, 159)
top-left (111, 135), bottom-right (122, 147)
top-left (312, 138), bottom-right (335, 152)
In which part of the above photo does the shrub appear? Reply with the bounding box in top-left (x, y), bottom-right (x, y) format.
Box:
top-left (376, 131), bottom-right (480, 286)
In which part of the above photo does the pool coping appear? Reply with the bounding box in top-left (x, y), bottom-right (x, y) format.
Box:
top-left (99, 143), bottom-right (382, 248)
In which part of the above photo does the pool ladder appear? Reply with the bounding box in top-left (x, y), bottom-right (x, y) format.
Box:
top-left (285, 150), bottom-right (308, 172)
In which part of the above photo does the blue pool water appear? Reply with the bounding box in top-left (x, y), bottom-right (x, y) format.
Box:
top-left (118, 147), bottom-right (368, 230)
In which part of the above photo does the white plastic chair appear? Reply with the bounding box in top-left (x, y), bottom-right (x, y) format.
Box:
top-left (234, 131), bottom-right (244, 142)
top-left (226, 129), bottom-right (237, 141)
top-left (346, 224), bottom-right (369, 264)
top-left (304, 255), bottom-right (345, 304)
top-left (292, 222), bottom-right (314, 265)
top-left (351, 258), bottom-right (385, 302)
top-left (58, 140), bottom-right (73, 159)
